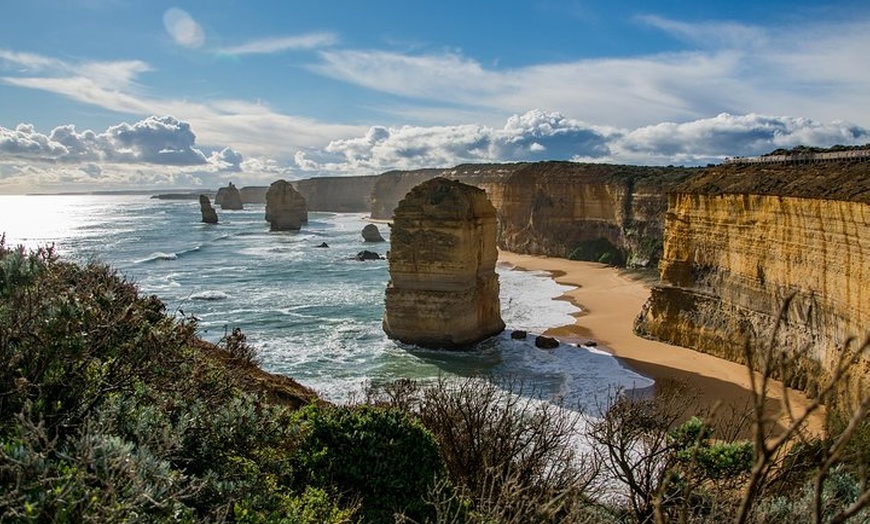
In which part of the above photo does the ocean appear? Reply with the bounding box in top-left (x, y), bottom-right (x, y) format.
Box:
top-left (0, 194), bottom-right (652, 411)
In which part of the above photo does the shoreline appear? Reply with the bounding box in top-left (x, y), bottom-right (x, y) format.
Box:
top-left (497, 250), bottom-right (824, 436)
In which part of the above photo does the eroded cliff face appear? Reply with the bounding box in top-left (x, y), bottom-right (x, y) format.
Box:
top-left (370, 169), bottom-right (445, 220)
top-left (369, 162), bottom-right (693, 267)
top-left (636, 165), bottom-right (870, 395)
top-left (294, 176), bottom-right (376, 212)
top-left (383, 178), bottom-right (504, 348)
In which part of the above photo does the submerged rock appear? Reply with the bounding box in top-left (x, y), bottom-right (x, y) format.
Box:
top-left (217, 182), bottom-right (244, 210)
top-left (355, 250), bottom-right (383, 261)
top-left (199, 195), bottom-right (218, 224)
top-left (315, 242), bottom-right (329, 248)
top-left (510, 330), bottom-right (528, 340)
top-left (361, 224), bottom-right (385, 242)
top-left (265, 180), bottom-right (308, 231)
top-left (383, 177), bottom-right (505, 349)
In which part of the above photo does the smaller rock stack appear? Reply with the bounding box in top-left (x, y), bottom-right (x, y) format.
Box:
top-left (265, 180), bottom-right (308, 231)
top-left (218, 182), bottom-right (244, 210)
top-left (361, 224), bottom-right (385, 242)
top-left (199, 195), bottom-right (218, 224)
top-left (383, 177), bottom-right (504, 348)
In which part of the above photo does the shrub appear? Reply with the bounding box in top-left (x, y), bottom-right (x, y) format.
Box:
top-left (370, 376), bottom-right (597, 523)
top-left (292, 404), bottom-right (445, 523)
top-left (568, 237), bottom-right (625, 266)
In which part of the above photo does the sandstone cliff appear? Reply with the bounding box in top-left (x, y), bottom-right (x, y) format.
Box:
top-left (294, 176), bottom-right (377, 212)
top-left (239, 186), bottom-right (268, 204)
top-left (635, 162), bottom-right (870, 396)
top-left (369, 162), bottom-right (693, 267)
top-left (265, 180), bottom-right (308, 231)
top-left (370, 169), bottom-right (445, 220)
top-left (383, 177), bottom-right (504, 348)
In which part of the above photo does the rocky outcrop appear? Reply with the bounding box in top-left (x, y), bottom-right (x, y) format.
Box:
top-left (635, 161), bottom-right (870, 397)
top-left (265, 180), bottom-right (308, 231)
top-left (383, 178), bottom-right (505, 348)
top-left (294, 176), bottom-right (377, 212)
top-left (199, 195), bottom-right (218, 224)
top-left (361, 224), bottom-right (385, 242)
top-left (355, 250), bottom-right (383, 261)
top-left (217, 182), bottom-right (244, 210)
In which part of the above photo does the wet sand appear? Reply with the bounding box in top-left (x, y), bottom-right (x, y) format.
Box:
top-left (498, 251), bottom-right (824, 437)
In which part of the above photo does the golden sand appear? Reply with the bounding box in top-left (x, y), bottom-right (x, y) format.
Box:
top-left (498, 250), bottom-right (824, 436)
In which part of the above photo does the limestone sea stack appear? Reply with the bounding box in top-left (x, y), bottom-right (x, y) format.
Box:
top-left (383, 177), bottom-right (505, 348)
top-left (265, 179), bottom-right (308, 231)
top-left (218, 182), bottom-right (244, 210)
top-left (361, 224), bottom-right (385, 242)
top-left (199, 195), bottom-right (218, 224)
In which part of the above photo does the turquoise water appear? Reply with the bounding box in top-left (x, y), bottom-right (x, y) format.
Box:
top-left (0, 194), bottom-right (652, 408)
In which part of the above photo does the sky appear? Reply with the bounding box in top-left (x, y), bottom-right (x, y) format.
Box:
top-left (1, 0), bottom-right (869, 193)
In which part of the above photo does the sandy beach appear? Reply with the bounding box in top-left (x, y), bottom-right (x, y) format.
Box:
top-left (498, 251), bottom-right (824, 437)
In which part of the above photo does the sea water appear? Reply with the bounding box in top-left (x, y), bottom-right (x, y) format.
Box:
top-left (0, 194), bottom-right (652, 411)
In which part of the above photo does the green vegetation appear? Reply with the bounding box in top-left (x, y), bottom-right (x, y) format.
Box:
top-left (568, 237), bottom-right (626, 265)
top-left (2, 239), bottom-right (870, 523)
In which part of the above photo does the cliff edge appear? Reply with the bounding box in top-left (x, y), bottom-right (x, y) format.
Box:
top-left (635, 160), bottom-right (870, 398)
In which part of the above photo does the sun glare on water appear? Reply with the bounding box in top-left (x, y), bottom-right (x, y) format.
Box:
top-left (0, 195), bottom-right (100, 247)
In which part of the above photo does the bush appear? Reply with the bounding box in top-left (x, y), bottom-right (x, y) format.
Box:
top-left (292, 404), bottom-right (445, 523)
top-left (568, 237), bottom-right (625, 266)
top-left (370, 377), bottom-right (597, 523)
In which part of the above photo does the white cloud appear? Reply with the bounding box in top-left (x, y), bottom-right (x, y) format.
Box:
top-left (0, 49), bottom-right (366, 158)
top-left (312, 16), bottom-right (870, 129)
top-left (2, 110), bottom-right (867, 193)
top-left (292, 110), bottom-right (616, 175)
top-left (163, 8), bottom-right (205, 49)
top-left (612, 113), bottom-right (869, 164)
top-left (1, 116), bottom-right (209, 166)
top-left (219, 32), bottom-right (338, 55)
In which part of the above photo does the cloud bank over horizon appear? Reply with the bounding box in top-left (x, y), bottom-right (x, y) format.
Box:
top-left (1, 110), bottom-right (867, 192)
top-left (1, 3), bottom-right (869, 192)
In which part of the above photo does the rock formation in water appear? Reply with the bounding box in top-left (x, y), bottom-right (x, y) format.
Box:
top-left (217, 182), bottom-right (244, 210)
top-left (634, 160), bottom-right (870, 397)
top-left (361, 224), bottom-right (385, 242)
top-left (199, 195), bottom-right (218, 224)
top-left (355, 250), bottom-right (383, 261)
top-left (383, 177), bottom-right (505, 348)
top-left (265, 179), bottom-right (308, 231)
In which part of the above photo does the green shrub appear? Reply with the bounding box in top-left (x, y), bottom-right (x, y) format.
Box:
top-left (568, 237), bottom-right (625, 266)
top-left (292, 404), bottom-right (445, 523)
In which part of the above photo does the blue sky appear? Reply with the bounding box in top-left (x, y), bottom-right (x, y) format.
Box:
top-left (1, 0), bottom-right (869, 192)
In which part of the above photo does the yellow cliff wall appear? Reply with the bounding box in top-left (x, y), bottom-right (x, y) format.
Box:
top-left (636, 191), bottom-right (870, 395)
top-left (371, 162), bottom-right (694, 267)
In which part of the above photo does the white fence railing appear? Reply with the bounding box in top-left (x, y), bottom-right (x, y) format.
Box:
top-left (723, 149), bottom-right (870, 165)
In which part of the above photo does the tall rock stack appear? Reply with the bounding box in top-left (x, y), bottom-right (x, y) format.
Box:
top-left (383, 177), bottom-right (505, 348)
top-left (265, 179), bottom-right (308, 231)
top-left (218, 182), bottom-right (244, 210)
top-left (199, 195), bottom-right (218, 224)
